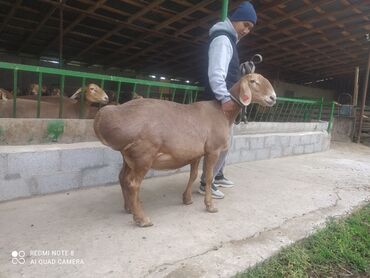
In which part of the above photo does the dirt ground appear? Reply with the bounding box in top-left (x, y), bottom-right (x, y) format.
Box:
top-left (0, 142), bottom-right (369, 278)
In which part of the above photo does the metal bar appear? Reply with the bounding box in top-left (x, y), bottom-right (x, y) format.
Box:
top-left (284, 103), bottom-right (293, 121)
top-left (12, 70), bottom-right (18, 118)
top-left (292, 103), bottom-right (302, 121)
top-left (302, 103), bottom-right (309, 121)
top-left (265, 105), bottom-right (274, 121)
top-left (353, 66), bottom-right (359, 106)
top-left (221, 0), bottom-right (229, 21)
top-left (357, 49), bottom-right (370, 143)
top-left (276, 102), bottom-right (286, 122)
top-left (132, 83), bottom-right (137, 100)
top-left (247, 106), bottom-right (252, 122)
top-left (318, 97), bottom-right (324, 120)
top-left (259, 106), bottom-right (267, 121)
top-left (37, 73), bottom-right (43, 118)
top-left (0, 62), bottom-right (203, 91)
top-left (305, 104), bottom-right (313, 122)
top-left (248, 105), bottom-right (255, 121)
top-left (194, 90), bottom-right (198, 102)
top-left (116, 82), bottom-right (122, 104)
top-left (189, 90), bottom-right (193, 103)
top-left (327, 101), bottom-right (336, 132)
top-left (59, 75), bottom-right (65, 118)
top-left (159, 87), bottom-right (164, 100)
top-left (182, 90), bottom-right (187, 104)
top-left (146, 85), bottom-right (151, 98)
top-left (276, 96), bottom-right (318, 104)
top-left (253, 105), bottom-right (261, 121)
top-left (80, 78), bottom-right (86, 119)
top-left (99, 79), bottom-right (105, 109)
top-left (171, 88), bottom-right (176, 101)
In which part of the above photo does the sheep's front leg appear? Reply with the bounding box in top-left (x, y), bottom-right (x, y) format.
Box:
top-left (182, 158), bottom-right (201, 205)
top-left (203, 153), bottom-right (219, 213)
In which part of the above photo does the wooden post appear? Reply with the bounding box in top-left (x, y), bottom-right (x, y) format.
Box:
top-left (357, 49), bottom-right (370, 143)
top-left (353, 66), bottom-right (359, 106)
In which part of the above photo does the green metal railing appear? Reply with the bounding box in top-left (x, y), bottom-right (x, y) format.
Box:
top-left (0, 61), bottom-right (336, 131)
top-left (0, 61), bottom-right (202, 118)
top-left (246, 96), bottom-right (335, 132)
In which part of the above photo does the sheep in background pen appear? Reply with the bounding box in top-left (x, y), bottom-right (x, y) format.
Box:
top-left (0, 83), bottom-right (108, 119)
top-left (0, 88), bottom-right (12, 100)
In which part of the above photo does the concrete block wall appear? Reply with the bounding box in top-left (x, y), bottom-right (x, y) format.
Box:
top-left (0, 122), bottom-right (330, 202)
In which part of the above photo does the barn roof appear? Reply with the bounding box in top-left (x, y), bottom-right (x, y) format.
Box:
top-left (0, 0), bottom-right (369, 87)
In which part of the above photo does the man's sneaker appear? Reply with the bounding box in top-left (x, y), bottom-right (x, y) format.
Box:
top-left (214, 175), bottom-right (234, 188)
top-left (198, 183), bottom-right (224, 199)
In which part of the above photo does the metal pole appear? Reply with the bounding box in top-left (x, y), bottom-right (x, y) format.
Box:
top-left (353, 66), bottom-right (359, 106)
top-left (357, 49), bottom-right (370, 143)
top-left (221, 0), bottom-right (229, 21)
top-left (59, 0), bottom-right (63, 68)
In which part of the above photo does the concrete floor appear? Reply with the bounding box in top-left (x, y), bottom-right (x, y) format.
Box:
top-left (0, 142), bottom-right (369, 278)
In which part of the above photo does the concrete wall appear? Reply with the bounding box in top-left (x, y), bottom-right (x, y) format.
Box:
top-left (0, 122), bottom-right (330, 202)
top-left (0, 119), bottom-right (329, 145)
top-left (274, 80), bottom-right (335, 101)
top-left (0, 119), bottom-right (96, 145)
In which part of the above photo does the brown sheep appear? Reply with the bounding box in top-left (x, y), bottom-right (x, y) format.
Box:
top-left (94, 73), bottom-right (276, 227)
top-left (0, 88), bottom-right (12, 100)
top-left (0, 84), bottom-right (108, 118)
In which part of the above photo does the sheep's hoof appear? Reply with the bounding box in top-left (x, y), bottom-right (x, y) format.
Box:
top-left (124, 206), bottom-right (132, 214)
top-left (183, 197), bottom-right (193, 205)
top-left (135, 217), bottom-right (153, 227)
top-left (206, 206), bottom-right (218, 213)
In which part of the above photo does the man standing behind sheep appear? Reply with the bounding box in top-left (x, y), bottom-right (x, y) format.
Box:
top-left (198, 1), bottom-right (257, 198)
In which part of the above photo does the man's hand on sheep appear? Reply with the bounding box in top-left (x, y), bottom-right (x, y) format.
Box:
top-left (222, 100), bottom-right (239, 119)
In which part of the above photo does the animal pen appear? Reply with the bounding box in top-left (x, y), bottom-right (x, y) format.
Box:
top-left (0, 0), bottom-right (368, 186)
top-left (0, 61), bottom-right (336, 130)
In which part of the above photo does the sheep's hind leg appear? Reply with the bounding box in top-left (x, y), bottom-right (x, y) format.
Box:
top-left (119, 161), bottom-right (131, 213)
top-left (125, 166), bottom-right (152, 227)
top-left (182, 158), bottom-right (200, 205)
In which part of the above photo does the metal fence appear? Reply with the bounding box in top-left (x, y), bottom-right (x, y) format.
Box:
top-left (246, 97), bottom-right (335, 131)
top-left (0, 62), bottom-right (202, 118)
top-left (0, 62), bottom-right (335, 131)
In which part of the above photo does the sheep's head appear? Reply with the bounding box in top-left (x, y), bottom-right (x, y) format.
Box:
top-left (51, 88), bottom-right (61, 96)
top-left (70, 83), bottom-right (109, 104)
top-left (0, 88), bottom-right (11, 101)
top-left (29, 84), bottom-right (47, 95)
top-left (235, 73), bottom-right (276, 107)
top-left (30, 84), bottom-right (39, 95)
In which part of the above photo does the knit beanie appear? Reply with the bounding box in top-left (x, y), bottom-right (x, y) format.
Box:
top-left (229, 2), bottom-right (257, 25)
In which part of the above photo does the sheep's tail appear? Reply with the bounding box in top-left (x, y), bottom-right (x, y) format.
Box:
top-left (93, 109), bottom-right (110, 146)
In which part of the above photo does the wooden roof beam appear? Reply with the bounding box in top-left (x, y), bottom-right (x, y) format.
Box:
top-left (101, 0), bottom-right (216, 66)
top-left (70, 0), bottom-right (166, 61)
top-left (40, 0), bottom-right (108, 55)
top-left (0, 0), bottom-right (22, 36)
top-left (17, 6), bottom-right (58, 54)
top-left (111, 0), bottom-right (263, 67)
top-left (261, 30), bottom-right (366, 64)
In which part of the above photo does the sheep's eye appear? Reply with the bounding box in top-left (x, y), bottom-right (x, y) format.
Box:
top-left (250, 80), bottom-right (256, 84)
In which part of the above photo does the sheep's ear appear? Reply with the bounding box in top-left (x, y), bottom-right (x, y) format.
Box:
top-left (239, 77), bottom-right (252, 106)
top-left (70, 88), bottom-right (82, 99)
